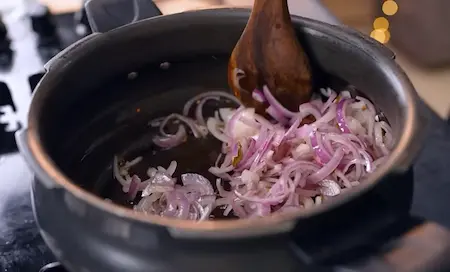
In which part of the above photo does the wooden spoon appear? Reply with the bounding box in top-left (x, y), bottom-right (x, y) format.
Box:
top-left (228, 0), bottom-right (313, 114)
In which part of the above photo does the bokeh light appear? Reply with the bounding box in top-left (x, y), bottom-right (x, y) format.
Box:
top-left (370, 29), bottom-right (391, 44)
top-left (382, 0), bottom-right (399, 16)
top-left (373, 17), bottom-right (389, 30)
top-left (383, 29), bottom-right (391, 43)
top-left (371, 1), bottom-right (397, 44)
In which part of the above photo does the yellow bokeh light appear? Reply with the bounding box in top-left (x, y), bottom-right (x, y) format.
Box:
top-left (373, 17), bottom-right (389, 30)
top-left (370, 29), bottom-right (385, 43)
top-left (382, 0), bottom-right (399, 16)
top-left (371, 1), bottom-right (396, 44)
top-left (370, 29), bottom-right (391, 44)
top-left (384, 29), bottom-right (391, 43)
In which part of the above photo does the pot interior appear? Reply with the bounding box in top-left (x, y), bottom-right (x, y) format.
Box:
top-left (34, 10), bottom-right (407, 219)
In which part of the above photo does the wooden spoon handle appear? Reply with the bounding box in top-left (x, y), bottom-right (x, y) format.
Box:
top-left (251, 0), bottom-right (290, 19)
top-left (251, 0), bottom-right (312, 111)
top-left (229, 0), bottom-right (313, 112)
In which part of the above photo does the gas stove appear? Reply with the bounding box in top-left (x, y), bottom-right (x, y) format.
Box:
top-left (0, 5), bottom-right (84, 272)
top-left (0, 2), bottom-right (450, 272)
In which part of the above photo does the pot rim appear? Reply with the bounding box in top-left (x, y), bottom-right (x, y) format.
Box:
top-left (25, 8), bottom-right (418, 232)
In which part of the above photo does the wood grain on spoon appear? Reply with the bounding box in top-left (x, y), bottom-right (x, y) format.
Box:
top-left (229, 0), bottom-right (313, 114)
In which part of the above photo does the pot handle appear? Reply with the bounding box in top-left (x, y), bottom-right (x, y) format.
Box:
top-left (354, 222), bottom-right (450, 272)
top-left (85, 0), bottom-right (162, 33)
top-left (291, 216), bottom-right (450, 272)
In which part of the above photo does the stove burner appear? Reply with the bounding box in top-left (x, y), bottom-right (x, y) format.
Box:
top-left (28, 72), bottom-right (45, 92)
top-left (29, 5), bottom-right (61, 62)
top-left (74, 7), bottom-right (92, 37)
top-left (0, 81), bottom-right (20, 154)
top-left (0, 19), bottom-right (13, 71)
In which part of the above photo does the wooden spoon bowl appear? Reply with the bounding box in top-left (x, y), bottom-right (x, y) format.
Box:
top-left (228, 0), bottom-right (313, 114)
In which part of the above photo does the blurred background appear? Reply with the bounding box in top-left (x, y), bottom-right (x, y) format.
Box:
top-left (1, 0), bottom-right (449, 119)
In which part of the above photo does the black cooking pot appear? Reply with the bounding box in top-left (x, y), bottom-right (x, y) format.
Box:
top-left (15, 1), bottom-right (450, 272)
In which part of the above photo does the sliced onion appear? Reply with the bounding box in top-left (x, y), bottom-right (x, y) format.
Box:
top-left (152, 125), bottom-right (187, 149)
top-left (252, 89), bottom-right (266, 103)
top-left (234, 190), bottom-right (287, 205)
top-left (299, 103), bottom-right (322, 121)
top-left (113, 156), bottom-right (131, 189)
top-left (321, 88), bottom-right (338, 113)
top-left (163, 191), bottom-right (190, 219)
top-left (128, 175), bottom-right (141, 200)
top-left (160, 113), bottom-right (207, 138)
top-left (206, 117), bottom-right (230, 143)
top-left (317, 179), bottom-right (341, 196)
top-left (225, 107), bottom-right (245, 137)
top-left (134, 193), bottom-right (162, 213)
top-left (236, 138), bottom-right (256, 168)
top-left (149, 117), bottom-right (165, 127)
top-left (250, 131), bottom-right (276, 169)
top-left (266, 105), bottom-right (289, 124)
top-left (225, 107), bottom-right (258, 139)
top-left (263, 85), bottom-right (297, 118)
top-left (182, 91), bottom-right (242, 116)
top-left (374, 121), bottom-right (391, 155)
top-left (292, 143), bottom-right (313, 159)
top-left (166, 161), bottom-right (177, 176)
top-left (218, 108), bottom-right (235, 123)
top-left (216, 178), bottom-right (230, 197)
top-left (181, 173), bottom-right (214, 195)
top-left (142, 171), bottom-right (176, 197)
top-left (209, 165), bottom-right (234, 176)
top-left (315, 103), bottom-right (337, 124)
top-left (285, 118), bottom-right (301, 139)
top-left (310, 130), bottom-right (332, 164)
top-left (196, 97), bottom-right (220, 126)
top-left (124, 157), bottom-right (143, 168)
top-left (231, 201), bottom-right (247, 218)
top-left (114, 87), bottom-right (392, 221)
top-left (337, 99), bottom-right (352, 133)
top-left (294, 188), bottom-right (318, 197)
top-left (308, 148), bottom-right (345, 183)
top-left (141, 184), bottom-right (174, 197)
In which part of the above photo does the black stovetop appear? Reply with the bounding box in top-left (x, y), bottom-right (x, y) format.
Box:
top-left (0, 11), bottom-right (82, 272)
top-left (1, 8), bottom-right (450, 272)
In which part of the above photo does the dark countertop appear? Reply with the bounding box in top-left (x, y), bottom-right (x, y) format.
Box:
top-left (410, 100), bottom-right (450, 226)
